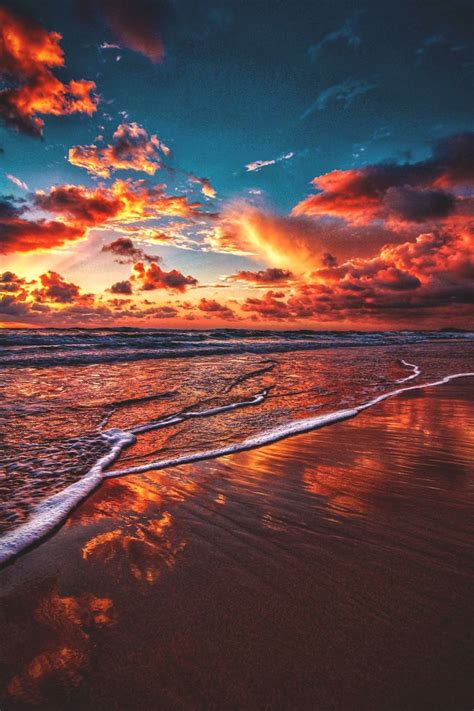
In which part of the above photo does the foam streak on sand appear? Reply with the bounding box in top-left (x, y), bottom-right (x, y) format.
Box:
top-left (396, 359), bottom-right (421, 383)
top-left (1, 366), bottom-right (473, 566)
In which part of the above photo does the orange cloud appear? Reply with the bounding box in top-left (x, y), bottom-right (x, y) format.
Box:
top-left (293, 133), bottom-right (474, 225)
top-left (131, 261), bottom-right (198, 292)
top-left (35, 179), bottom-right (203, 228)
top-left (33, 271), bottom-right (86, 304)
top-left (69, 123), bottom-right (170, 178)
top-left (208, 202), bottom-right (412, 274)
top-left (188, 175), bottom-right (217, 199)
top-left (242, 227), bottom-right (474, 327)
top-left (0, 198), bottom-right (86, 253)
top-left (0, 7), bottom-right (97, 136)
top-left (1, 175), bottom-right (203, 255)
top-left (198, 297), bottom-right (236, 320)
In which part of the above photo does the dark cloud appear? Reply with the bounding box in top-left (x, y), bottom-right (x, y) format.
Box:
top-left (109, 279), bottom-right (133, 295)
top-left (321, 252), bottom-right (338, 267)
top-left (226, 267), bottom-right (294, 284)
top-left (33, 271), bottom-right (82, 303)
top-left (384, 186), bottom-right (455, 222)
top-left (34, 184), bottom-right (122, 225)
top-left (102, 237), bottom-right (157, 264)
top-left (0, 293), bottom-right (30, 316)
top-left (294, 132), bottom-right (474, 224)
top-left (81, 0), bottom-right (170, 63)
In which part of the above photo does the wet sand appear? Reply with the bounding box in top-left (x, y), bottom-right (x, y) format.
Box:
top-left (1, 378), bottom-right (473, 710)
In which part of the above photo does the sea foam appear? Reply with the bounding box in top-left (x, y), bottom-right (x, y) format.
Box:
top-left (1, 366), bottom-right (473, 567)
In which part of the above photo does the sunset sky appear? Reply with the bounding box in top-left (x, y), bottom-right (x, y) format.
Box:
top-left (0, 0), bottom-right (473, 329)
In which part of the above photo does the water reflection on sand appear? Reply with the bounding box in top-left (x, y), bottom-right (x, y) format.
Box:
top-left (1, 378), bottom-right (473, 709)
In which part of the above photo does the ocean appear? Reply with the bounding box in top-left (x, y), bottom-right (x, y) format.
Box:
top-left (1, 328), bottom-right (473, 565)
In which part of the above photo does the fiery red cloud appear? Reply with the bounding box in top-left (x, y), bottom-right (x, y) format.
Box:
top-left (293, 133), bottom-right (474, 225)
top-left (32, 271), bottom-right (85, 304)
top-left (69, 123), bottom-right (170, 178)
top-left (202, 132), bottom-right (473, 327)
top-left (0, 198), bottom-right (87, 253)
top-left (208, 202), bottom-right (415, 272)
top-left (35, 179), bottom-right (203, 227)
top-left (198, 298), bottom-right (237, 320)
top-left (242, 228), bottom-right (473, 326)
top-left (131, 261), bottom-right (198, 292)
top-left (0, 7), bottom-right (97, 136)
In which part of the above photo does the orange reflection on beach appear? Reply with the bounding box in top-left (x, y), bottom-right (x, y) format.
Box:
top-left (6, 587), bottom-right (114, 706)
top-left (300, 386), bottom-right (474, 520)
top-left (81, 510), bottom-right (186, 584)
top-left (73, 473), bottom-right (195, 584)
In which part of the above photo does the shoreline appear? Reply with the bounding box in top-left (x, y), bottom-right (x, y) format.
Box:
top-left (1, 377), bottom-right (473, 709)
top-left (1, 368), bottom-right (473, 568)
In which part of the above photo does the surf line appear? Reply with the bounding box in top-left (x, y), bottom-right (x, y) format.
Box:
top-left (396, 359), bottom-right (421, 383)
top-left (1, 369), bottom-right (473, 567)
top-left (0, 388), bottom-right (270, 567)
top-left (105, 369), bottom-right (473, 479)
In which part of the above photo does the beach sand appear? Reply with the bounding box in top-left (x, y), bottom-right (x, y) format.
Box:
top-left (1, 378), bottom-right (473, 710)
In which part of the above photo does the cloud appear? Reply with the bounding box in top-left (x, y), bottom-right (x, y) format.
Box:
top-left (245, 152), bottom-right (294, 173)
top-left (32, 271), bottom-right (84, 304)
top-left (383, 186), bottom-right (455, 222)
top-left (225, 267), bottom-right (294, 285)
top-left (0, 293), bottom-right (31, 316)
top-left (0, 270), bottom-right (27, 294)
top-left (101, 237), bottom-right (157, 263)
top-left (415, 34), bottom-right (446, 66)
top-left (0, 267), bottom-right (193, 326)
top-left (6, 174), bottom-right (28, 190)
top-left (109, 279), bottom-right (133, 294)
top-left (241, 229), bottom-right (474, 326)
top-left (1, 175), bottom-right (204, 255)
top-left (198, 298), bottom-right (236, 320)
top-left (0, 7), bottom-right (97, 136)
top-left (293, 132), bottom-right (474, 223)
top-left (68, 123), bottom-right (170, 178)
top-left (131, 261), bottom-right (197, 292)
top-left (188, 175), bottom-right (216, 198)
top-left (207, 201), bottom-right (415, 274)
top-left (242, 290), bottom-right (291, 320)
top-left (81, 0), bottom-right (169, 63)
top-left (0, 197), bottom-right (86, 253)
top-left (301, 77), bottom-right (377, 120)
top-left (308, 11), bottom-right (363, 61)
top-left (35, 179), bottom-right (203, 228)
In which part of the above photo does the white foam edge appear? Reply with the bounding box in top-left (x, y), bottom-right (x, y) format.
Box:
top-left (1, 370), bottom-right (473, 566)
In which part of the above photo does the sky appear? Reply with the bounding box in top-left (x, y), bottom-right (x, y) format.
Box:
top-left (0, 0), bottom-right (473, 329)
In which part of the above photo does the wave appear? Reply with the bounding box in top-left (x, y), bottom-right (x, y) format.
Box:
top-left (1, 328), bottom-right (472, 369)
top-left (1, 363), bottom-right (473, 567)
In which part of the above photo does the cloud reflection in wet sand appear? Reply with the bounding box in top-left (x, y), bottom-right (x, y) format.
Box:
top-left (0, 378), bottom-right (473, 709)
